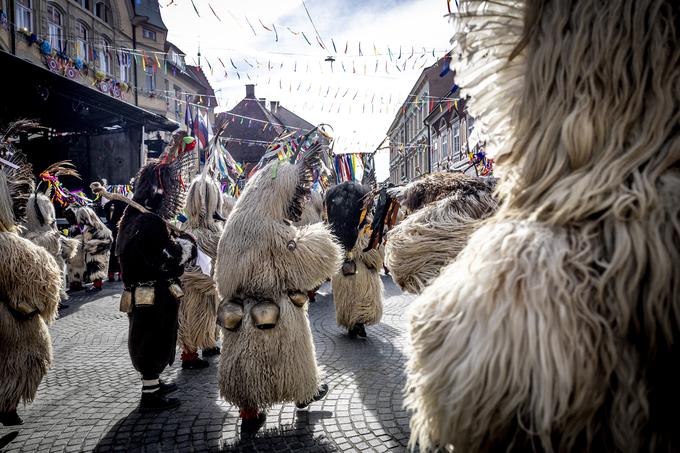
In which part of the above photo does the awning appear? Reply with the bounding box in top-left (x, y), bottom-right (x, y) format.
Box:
top-left (0, 50), bottom-right (178, 133)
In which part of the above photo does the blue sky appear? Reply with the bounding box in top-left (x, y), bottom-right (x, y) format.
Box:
top-left (161, 0), bottom-right (452, 180)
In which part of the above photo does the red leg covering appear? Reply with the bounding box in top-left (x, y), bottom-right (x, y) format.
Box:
top-left (181, 349), bottom-right (198, 362)
top-left (239, 408), bottom-right (260, 420)
top-left (93, 279), bottom-right (103, 289)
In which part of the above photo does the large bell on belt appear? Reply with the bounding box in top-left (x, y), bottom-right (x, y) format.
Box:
top-left (251, 302), bottom-right (280, 329)
top-left (217, 299), bottom-right (244, 331)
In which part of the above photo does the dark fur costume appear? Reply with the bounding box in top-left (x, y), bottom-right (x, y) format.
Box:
top-left (117, 161), bottom-right (196, 379)
top-left (104, 199), bottom-right (127, 276)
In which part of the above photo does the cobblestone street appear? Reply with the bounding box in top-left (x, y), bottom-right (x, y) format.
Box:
top-left (0, 276), bottom-right (415, 452)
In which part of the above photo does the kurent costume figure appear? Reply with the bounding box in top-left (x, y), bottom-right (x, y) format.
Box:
top-left (116, 150), bottom-right (197, 412)
top-left (0, 136), bottom-right (61, 426)
top-left (64, 206), bottom-right (86, 291)
top-left (407, 1), bottom-right (680, 452)
top-left (326, 182), bottom-right (384, 338)
top-left (385, 172), bottom-right (496, 294)
top-left (103, 198), bottom-right (128, 282)
top-left (215, 144), bottom-right (342, 433)
top-left (177, 174), bottom-right (224, 369)
top-left (23, 191), bottom-right (79, 302)
top-left (75, 206), bottom-right (112, 291)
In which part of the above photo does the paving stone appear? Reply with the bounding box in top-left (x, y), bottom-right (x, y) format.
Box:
top-left (0, 277), bottom-right (415, 452)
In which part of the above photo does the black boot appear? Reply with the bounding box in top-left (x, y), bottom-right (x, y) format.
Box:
top-left (0, 410), bottom-right (23, 426)
top-left (296, 383), bottom-right (330, 409)
top-left (355, 323), bottom-right (367, 338)
top-left (241, 412), bottom-right (267, 434)
top-left (202, 347), bottom-right (221, 357)
top-left (139, 391), bottom-right (180, 412)
top-left (158, 380), bottom-right (177, 394)
top-left (182, 357), bottom-right (210, 369)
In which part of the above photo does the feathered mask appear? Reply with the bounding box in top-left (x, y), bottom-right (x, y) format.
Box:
top-left (38, 161), bottom-right (92, 207)
top-left (0, 121), bottom-right (39, 225)
top-left (131, 130), bottom-right (198, 220)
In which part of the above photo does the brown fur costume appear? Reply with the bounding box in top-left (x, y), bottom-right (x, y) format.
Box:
top-left (385, 172), bottom-right (497, 294)
top-left (326, 182), bottom-right (384, 331)
top-left (406, 1), bottom-right (680, 451)
top-left (0, 151), bottom-right (61, 415)
top-left (177, 175), bottom-right (224, 351)
top-left (294, 190), bottom-right (324, 226)
top-left (331, 232), bottom-right (384, 329)
top-left (215, 151), bottom-right (342, 410)
top-left (75, 207), bottom-right (112, 283)
top-left (23, 193), bottom-right (79, 299)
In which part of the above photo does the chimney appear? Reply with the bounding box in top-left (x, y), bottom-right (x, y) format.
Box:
top-left (270, 101), bottom-right (279, 113)
top-left (245, 84), bottom-right (255, 99)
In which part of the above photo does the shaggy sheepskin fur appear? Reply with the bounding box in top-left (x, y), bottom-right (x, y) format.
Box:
top-left (331, 232), bottom-right (384, 329)
top-left (406, 1), bottom-right (680, 452)
top-left (75, 207), bottom-right (112, 283)
top-left (23, 193), bottom-right (79, 299)
top-left (178, 175), bottom-right (224, 351)
top-left (0, 228), bottom-right (61, 412)
top-left (294, 190), bottom-right (324, 226)
top-left (385, 173), bottom-right (497, 294)
top-left (215, 157), bottom-right (342, 409)
top-left (220, 194), bottom-right (236, 219)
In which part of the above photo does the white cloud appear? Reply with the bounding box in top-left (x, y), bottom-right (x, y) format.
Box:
top-left (161, 0), bottom-right (452, 181)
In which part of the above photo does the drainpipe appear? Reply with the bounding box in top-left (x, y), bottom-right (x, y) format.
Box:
top-left (9, 0), bottom-right (16, 54)
top-left (132, 24), bottom-right (138, 106)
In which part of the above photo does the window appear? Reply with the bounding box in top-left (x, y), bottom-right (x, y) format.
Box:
top-left (453, 122), bottom-right (461, 159)
top-left (98, 37), bottom-right (112, 74)
top-left (145, 65), bottom-right (155, 92)
top-left (47, 4), bottom-right (63, 51)
top-left (15, 0), bottom-right (32, 31)
top-left (441, 127), bottom-right (449, 158)
top-left (118, 51), bottom-right (130, 83)
top-left (95, 1), bottom-right (109, 23)
top-left (174, 86), bottom-right (182, 120)
top-left (432, 135), bottom-right (439, 165)
top-left (75, 0), bottom-right (90, 10)
top-left (143, 28), bottom-right (156, 41)
top-left (76, 22), bottom-right (89, 59)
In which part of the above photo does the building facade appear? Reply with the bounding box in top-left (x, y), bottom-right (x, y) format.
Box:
top-left (216, 84), bottom-right (315, 173)
top-left (386, 57), bottom-right (456, 184)
top-left (0, 0), bottom-right (214, 130)
top-left (425, 97), bottom-right (475, 174)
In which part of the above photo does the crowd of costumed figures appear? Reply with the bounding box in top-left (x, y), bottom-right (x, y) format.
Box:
top-left (2, 0), bottom-right (678, 449)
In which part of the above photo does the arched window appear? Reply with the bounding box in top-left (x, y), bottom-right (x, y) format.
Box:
top-left (46, 3), bottom-right (63, 51)
top-left (76, 21), bottom-right (89, 59)
top-left (98, 36), bottom-right (112, 74)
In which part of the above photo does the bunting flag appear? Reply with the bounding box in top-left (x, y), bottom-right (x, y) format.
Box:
top-left (358, 42), bottom-right (363, 56)
top-left (272, 23), bottom-right (279, 41)
top-left (245, 16), bottom-right (257, 36)
top-left (301, 31), bottom-right (312, 45)
top-left (184, 103), bottom-right (194, 133)
top-left (287, 26), bottom-right (300, 35)
top-left (190, 0), bottom-right (200, 16)
top-left (230, 58), bottom-right (238, 69)
top-left (344, 41), bottom-right (348, 54)
top-left (259, 19), bottom-right (273, 31)
top-left (331, 38), bottom-right (337, 53)
top-left (208, 3), bottom-right (221, 21)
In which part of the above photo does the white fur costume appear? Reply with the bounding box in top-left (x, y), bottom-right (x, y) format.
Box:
top-left (23, 193), bottom-right (79, 299)
top-left (215, 155), bottom-right (342, 410)
top-left (0, 153), bottom-right (61, 416)
top-left (177, 175), bottom-right (224, 352)
top-left (385, 172), bottom-right (497, 294)
top-left (406, 1), bottom-right (680, 451)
